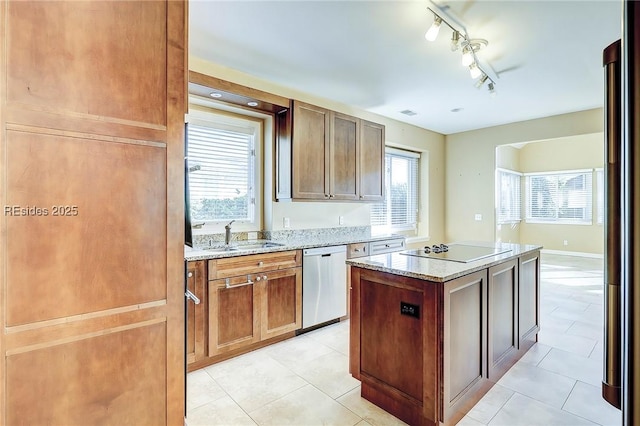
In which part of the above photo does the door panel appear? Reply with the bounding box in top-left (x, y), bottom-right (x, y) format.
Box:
top-left (0, 1), bottom-right (186, 424)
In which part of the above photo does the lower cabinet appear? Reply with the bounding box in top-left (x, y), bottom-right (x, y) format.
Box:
top-left (260, 267), bottom-right (303, 340)
top-left (487, 259), bottom-right (519, 379)
top-left (208, 266), bottom-right (303, 357)
top-left (205, 250), bottom-right (303, 361)
top-left (208, 275), bottom-right (262, 356)
top-left (186, 260), bottom-right (207, 364)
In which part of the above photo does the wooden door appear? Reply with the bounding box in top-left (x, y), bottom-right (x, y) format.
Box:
top-left (208, 277), bottom-right (261, 356)
top-left (0, 1), bottom-right (186, 424)
top-left (291, 101), bottom-right (330, 199)
top-left (330, 112), bottom-right (359, 200)
top-left (359, 120), bottom-right (385, 201)
top-left (260, 267), bottom-right (302, 339)
top-left (187, 261), bottom-right (207, 366)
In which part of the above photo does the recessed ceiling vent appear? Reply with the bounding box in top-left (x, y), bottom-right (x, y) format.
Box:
top-left (400, 109), bottom-right (417, 116)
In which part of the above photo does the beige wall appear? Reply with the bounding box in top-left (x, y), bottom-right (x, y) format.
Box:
top-left (446, 108), bottom-right (604, 254)
top-left (190, 57), bottom-right (446, 243)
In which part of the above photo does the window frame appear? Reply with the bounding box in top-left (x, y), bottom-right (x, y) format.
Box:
top-left (370, 147), bottom-right (420, 233)
top-left (495, 168), bottom-right (522, 224)
top-left (524, 169), bottom-right (594, 225)
top-left (186, 105), bottom-right (263, 233)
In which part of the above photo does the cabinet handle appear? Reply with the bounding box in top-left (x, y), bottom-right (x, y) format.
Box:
top-left (225, 275), bottom-right (254, 289)
top-left (354, 249), bottom-right (360, 252)
top-left (325, 194), bottom-right (330, 198)
top-left (185, 289), bottom-right (200, 305)
top-left (187, 272), bottom-right (193, 278)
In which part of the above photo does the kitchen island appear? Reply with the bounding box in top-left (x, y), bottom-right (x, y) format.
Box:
top-left (346, 243), bottom-right (541, 426)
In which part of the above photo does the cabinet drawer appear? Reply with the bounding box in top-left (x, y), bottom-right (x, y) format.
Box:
top-left (369, 238), bottom-right (405, 255)
top-left (209, 250), bottom-right (302, 280)
top-left (348, 242), bottom-right (369, 258)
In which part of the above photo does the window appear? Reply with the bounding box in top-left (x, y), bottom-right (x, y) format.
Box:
top-left (525, 170), bottom-right (593, 224)
top-left (186, 112), bottom-right (261, 228)
top-left (596, 168), bottom-right (604, 225)
top-left (371, 148), bottom-right (420, 231)
top-left (496, 168), bottom-right (522, 223)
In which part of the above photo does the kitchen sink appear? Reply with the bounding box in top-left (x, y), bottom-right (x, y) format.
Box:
top-left (204, 241), bottom-right (285, 253)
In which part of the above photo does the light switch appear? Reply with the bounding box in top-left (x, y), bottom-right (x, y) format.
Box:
top-left (283, 217), bottom-right (290, 228)
top-left (339, 216), bottom-right (345, 225)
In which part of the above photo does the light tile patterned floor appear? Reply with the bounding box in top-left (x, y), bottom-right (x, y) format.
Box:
top-left (187, 253), bottom-right (622, 425)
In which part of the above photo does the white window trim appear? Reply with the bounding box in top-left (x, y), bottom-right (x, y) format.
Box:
top-left (496, 168), bottom-right (523, 224)
top-left (371, 147), bottom-right (420, 233)
top-left (186, 106), bottom-right (263, 233)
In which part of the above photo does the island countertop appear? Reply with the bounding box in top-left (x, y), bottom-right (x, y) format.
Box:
top-left (345, 242), bottom-right (542, 282)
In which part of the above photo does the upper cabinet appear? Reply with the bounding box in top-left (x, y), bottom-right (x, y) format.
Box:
top-left (282, 100), bottom-right (384, 202)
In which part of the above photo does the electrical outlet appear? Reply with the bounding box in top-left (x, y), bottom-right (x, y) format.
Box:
top-left (474, 213), bottom-right (482, 221)
top-left (283, 217), bottom-right (290, 228)
top-left (563, 240), bottom-right (568, 246)
top-left (339, 216), bottom-right (345, 225)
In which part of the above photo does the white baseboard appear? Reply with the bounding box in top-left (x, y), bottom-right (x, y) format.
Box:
top-left (541, 249), bottom-right (603, 259)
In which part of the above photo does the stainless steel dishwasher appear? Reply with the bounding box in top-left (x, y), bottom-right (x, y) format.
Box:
top-left (302, 245), bottom-right (347, 328)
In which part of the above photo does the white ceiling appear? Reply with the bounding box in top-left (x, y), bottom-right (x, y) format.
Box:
top-left (189, 0), bottom-right (622, 135)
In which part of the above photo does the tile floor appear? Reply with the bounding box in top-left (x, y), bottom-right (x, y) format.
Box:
top-left (187, 253), bottom-right (622, 425)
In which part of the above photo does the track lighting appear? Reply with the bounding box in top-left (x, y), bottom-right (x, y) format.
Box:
top-left (475, 74), bottom-right (488, 88)
top-left (451, 31), bottom-right (460, 51)
top-left (424, 7), bottom-right (497, 94)
top-left (488, 82), bottom-right (497, 97)
top-left (461, 46), bottom-right (474, 67)
top-left (425, 16), bottom-right (442, 41)
top-left (469, 63), bottom-right (482, 79)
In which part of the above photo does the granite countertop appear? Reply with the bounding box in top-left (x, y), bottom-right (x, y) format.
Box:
top-left (184, 233), bottom-right (405, 262)
top-left (345, 242), bottom-right (542, 283)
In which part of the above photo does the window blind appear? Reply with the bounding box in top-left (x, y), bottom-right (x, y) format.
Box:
top-left (526, 170), bottom-right (593, 224)
top-left (496, 169), bottom-right (522, 223)
top-left (187, 122), bottom-right (255, 223)
top-left (371, 148), bottom-right (419, 230)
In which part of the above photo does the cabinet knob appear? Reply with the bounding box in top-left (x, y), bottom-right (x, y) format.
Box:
top-left (187, 272), bottom-right (193, 278)
top-left (256, 276), bottom-right (261, 281)
top-left (329, 194), bottom-right (335, 198)
top-left (258, 261), bottom-right (264, 266)
top-left (324, 194), bottom-right (329, 198)
top-left (263, 275), bottom-right (267, 280)
top-left (359, 195), bottom-right (364, 200)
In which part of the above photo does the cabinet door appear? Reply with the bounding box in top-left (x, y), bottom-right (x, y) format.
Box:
top-left (292, 101), bottom-right (330, 199)
top-left (488, 259), bottom-right (519, 379)
top-left (208, 276), bottom-right (261, 356)
top-left (330, 112), bottom-right (359, 200)
top-left (359, 120), bottom-right (385, 201)
top-left (260, 267), bottom-right (302, 340)
top-left (443, 270), bottom-right (488, 421)
top-left (519, 251), bottom-right (540, 347)
top-left (187, 261), bottom-right (207, 365)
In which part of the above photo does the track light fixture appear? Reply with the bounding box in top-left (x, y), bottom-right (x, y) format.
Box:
top-left (424, 7), bottom-right (497, 93)
top-left (425, 16), bottom-right (442, 41)
top-left (450, 31), bottom-right (460, 51)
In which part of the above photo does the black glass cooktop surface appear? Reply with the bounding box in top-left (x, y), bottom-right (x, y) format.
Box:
top-left (400, 243), bottom-right (512, 263)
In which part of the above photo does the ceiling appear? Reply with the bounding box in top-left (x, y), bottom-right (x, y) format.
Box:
top-left (189, 0), bottom-right (622, 135)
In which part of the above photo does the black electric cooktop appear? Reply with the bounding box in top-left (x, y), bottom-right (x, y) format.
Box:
top-left (400, 243), bottom-right (512, 263)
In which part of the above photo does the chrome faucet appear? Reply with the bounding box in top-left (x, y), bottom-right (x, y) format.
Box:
top-left (225, 220), bottom-right (235, 246)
